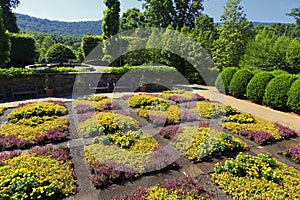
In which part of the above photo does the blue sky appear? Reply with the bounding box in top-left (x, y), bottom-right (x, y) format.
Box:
top-left (13, 0), bottom-right (300, 23)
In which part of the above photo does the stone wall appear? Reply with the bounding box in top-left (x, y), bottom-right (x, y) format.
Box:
top-left (0, 73), bottom-right (122, 99)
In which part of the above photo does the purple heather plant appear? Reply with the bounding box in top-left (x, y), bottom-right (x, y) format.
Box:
top-left (283, 144), bottom-right (300, 163)
top-left (148, 114), bottom-right (167, 127)
top-left (274, 122), bottom-right (296, 138)
top-left (101, 101), bottom-right (122, 111)
top-left (180, 101), bottom-right (197, 109)
top-left (159, 125), bottom-right (182, 139)
top-left (0, 135), bottom-right (30, 150)
top-left (180, 110), bottom-right (199, 122)
top-left (192, 93), bottom-right (206, 101)
top-left (28, 145), bottom-right (70, 161)
top-left (75, 104), bottom-right (95, 114)
top-left (240, 130), bottom-right (274, 145)
top-left (35, 128), bottom-right (68, 144)
top-left (77, 111), bottom-right (95, 122)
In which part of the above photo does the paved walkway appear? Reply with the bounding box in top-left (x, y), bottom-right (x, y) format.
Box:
top-left (1, 85), bottom-right (299, 133)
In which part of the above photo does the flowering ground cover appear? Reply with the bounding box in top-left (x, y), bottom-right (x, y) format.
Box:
top-left (0, 145), bottom-right (76, 199)
top-left (84, 131), bottom-right (178, 188)
top-left (212, 152), bottom-right (300, 199)
top-left (170, 125), bottom-right (248, 161)
top-left (0, 102), bottom-right (69, 150)
top-left (221, 113), bottom-right (296, 145)
top-left (283, 143), bottom-right (300, 163)
top-left (0, 107), bottom-right (5, 116)
top-left (108, 176), bottom-right (211, 199)
top-left (160, 89), bottom-right (206, 103)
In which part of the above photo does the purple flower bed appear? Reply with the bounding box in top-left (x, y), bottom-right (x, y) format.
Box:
top-left (28, 145), bottom-right (70, 161)
top-left (240, 130), bottom-right (274, 145)
top-left (144, 147), bottom-right (179, 172)
top-left (274, 122), bottom-right (296, 138)
top-left (0, 135), bottom-right (30, 150)
top-left (35, 128), bottom-right (69, 144)
top-left (0, 150), bottom-right (22, 165)
top-left (168, 94), bottom-right (205, 103)
top-left (102, 101), bottom-right (122, 111)
top-left (180, 101), bottom-right (197, 109)
top-left (148, 114), bottom-right (167, 127)
top-left (77, 111), bottom-right (95, 123)
top-left (283, 144), bottom-right (300, 163)
top-left (159, 125), bottom-right (182, 139)
top-left (75, 104), bottom-right (95, 114)
top-left (180, 110), bottom-right (199, 122)
top-left (89, 160), bottom-right (135, 188)
top-left (108, 176), bottom-right (211, 200)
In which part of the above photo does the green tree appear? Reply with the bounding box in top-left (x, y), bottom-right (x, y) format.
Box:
top-left (192, 14), bottom-right (218, 54)
top-left (80, 33), bottom-right (104, 58)
top-left (45, 44), bottom-right (76, 63)
top-left (140, 0), bottom-right (203, 28)
top-left (287, 7), bottom-right (300, 38)
top-left (212, 0), bottom-right (252, 70)
top-left (286, 39), bottom-right (300, 73)
top-left (102, 0), bottom-right (120, 38)
top-left (121, 8), bottom-right (145, 31)
top-left (9, 33), bottom-right (37, 67)
top-left (0, 0), bottom-right (19, 32)
top-left (0, 7), bottom-right (10, 67)
top-left (39, 35), bottom-right (56, 62)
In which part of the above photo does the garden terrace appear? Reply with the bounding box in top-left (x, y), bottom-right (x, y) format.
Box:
top-left (0, 89), bottom-right (299, 199)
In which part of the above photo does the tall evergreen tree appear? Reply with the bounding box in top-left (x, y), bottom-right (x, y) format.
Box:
top-left (140, 0), bottom-right (203, 28)
top-left (0, 7), bottom-right (11, 67)
top-left (212, 0), bottom-right (251, 70)
top-left (287, 7), bottom-right (300, 38)
top-left (0, 0), bottom-right (19, 33)
top-left (102, 0), bottom-right (120, 38)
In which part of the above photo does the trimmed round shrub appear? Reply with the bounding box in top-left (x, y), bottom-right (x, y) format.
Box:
top-left (46, 44), bottom-right (76, 63)
top-left (215, 67), bottom-right (239, 94)
top-left (246, 72), bottom-right (274, 104)
top-left (228, 69), bottom-right (254, 98)
top-left (270, 69), bottom-right (289, 77)
top-left (287, 79), bottom-right (300, 112)
top-left (263, 74), bottom-right (296, 111)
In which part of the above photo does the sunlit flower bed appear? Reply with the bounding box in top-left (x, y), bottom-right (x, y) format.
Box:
top-left (84, 131), bottom-right (178, 188)
top-left (0, 145), bottom-right (76, 199)
top-left (0, 102), bottom-right (69, 150)
top-left (170, 125), bottom-right (248, 161)
top-left (0, 107), bottom-right (5, 116)
top-left (108, 176), bottom-right (211, 200)
top-left (160, 89), bottom-right (206, 103)
top-left (212, 152), bottom-right (300, 199)
top-left (221, 113), bottom-right (297, 145)
top-left (283, 143), bottom-right (300, 163)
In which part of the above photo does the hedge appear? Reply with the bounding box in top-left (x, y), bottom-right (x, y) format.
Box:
top-left (287, 78), bottom-right (300, 112)
top-left (215, 67), bottom-right (239, 94)
top-left (46, 44), bottom-right (76, 63)
top-left (270, 69), bottom-right (289, 77)
top-left (246, 72), bottom-right (274, 104)
top-left (263, 74), bottom-right (296, 111)
top-left (228, 69), bottom-right (254, 98)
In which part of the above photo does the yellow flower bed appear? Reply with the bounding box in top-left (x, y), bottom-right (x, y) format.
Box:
top-left (190, 102), bottom-right (226, 119)
top-left (0, 106), bottom-right (5, 116)
top-left (212, 153), bottom-right (300, 199)
top-left (221, 117), bottom-right (282, 140)
top-left (0, 117), bottom-right (68, 142)
top-left (74, 95), bottom-right (114, 112)
top-left (7, 102), bottom-right (67, 122)
top-left (172, 126), bottom-right (248, 161)
top-left (0, 153), bottom-right (76, 198)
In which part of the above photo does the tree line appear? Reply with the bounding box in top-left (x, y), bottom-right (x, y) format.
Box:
top-left (0, 0), bottom-right (299, 78)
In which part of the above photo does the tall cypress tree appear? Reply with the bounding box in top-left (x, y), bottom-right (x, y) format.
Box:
top-left (102, 0), bottom-right (120, 38)
top-left (0, 0), bottom-right (19, 33)
top-left (0, 6), bottom-right (11, 67)
top-left (212, 0), bottom-right (251, 70)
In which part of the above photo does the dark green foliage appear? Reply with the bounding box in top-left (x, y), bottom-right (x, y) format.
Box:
top-left (9, 33), bottom-right (37, 67)
top-left (228, 69), bottom-right (254, 98)
top-left (80, 34), bottom-right (103, 57)
top-left (0, 0), bottom-right (19, 33)
top-left (263, 74), bottom-right (296, 110)
top-left (0, 7), bottom-right (11, 67)
top-left (287, 79), bottom-right (300, 112)
top-left (246, 72), bottom-right (274, 104)
top-left (215, 67), bottom-right (238, 93)
top-left (286, 39), bottom-right (300, 73)
top-left (45, 44), bottom-right (76, 63)
top-left (121, 8), bottom-right (145, 31)
top-left (16, 14), bottom-right (102, 37)
top-left (102, 0), bottom-right (120, 38)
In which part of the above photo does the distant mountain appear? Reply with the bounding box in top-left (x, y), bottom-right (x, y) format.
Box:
top-left (16, 13), bottom-right (102, 37)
